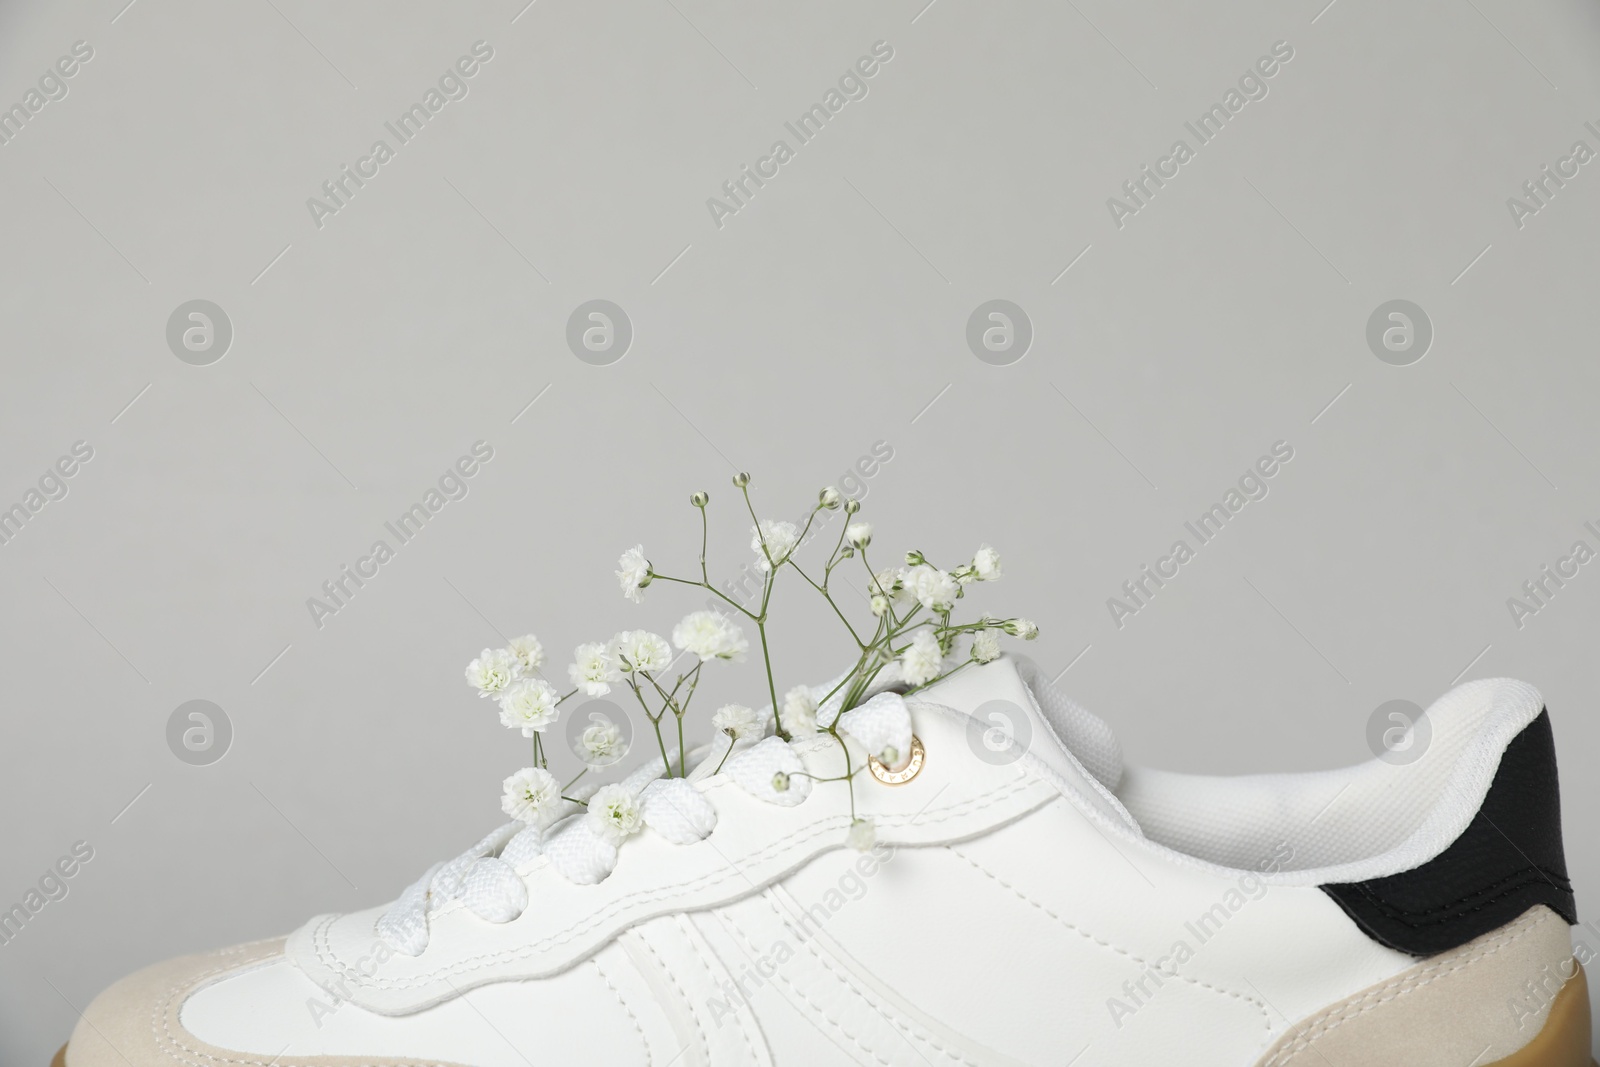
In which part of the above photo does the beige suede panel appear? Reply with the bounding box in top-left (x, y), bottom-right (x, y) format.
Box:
top-left (1255, 906), bottom-right (1580, 1067)
top-left (64, 938), bottom-right (472, 1067)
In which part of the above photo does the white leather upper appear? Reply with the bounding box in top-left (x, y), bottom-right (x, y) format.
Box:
top-left (180, 658), bottom-right (1424, 1066)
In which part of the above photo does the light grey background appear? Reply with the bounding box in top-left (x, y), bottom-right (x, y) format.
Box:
top-left (2, 0), bottom-right (1599, 1061)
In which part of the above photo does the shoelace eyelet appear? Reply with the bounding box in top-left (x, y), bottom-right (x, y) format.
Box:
top-left (868, 734), bottom-right (925, 785)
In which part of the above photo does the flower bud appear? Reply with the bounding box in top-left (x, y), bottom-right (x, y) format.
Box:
top-left (843, 499), bottom-right (862, 514)
top-left (771, 771), bottom-right (790, 792)
top-left (879, 745), bottom-right (900, 767)
top-left (1003, 618), bottom-right (1039, 639)
top-left (818, 487), bottom-right (842, 509)
top-left (870, 594), bottom-right (891, 617)
top-left (905, 550), bottom-right (925, 566)
top-left (732, 472), bottom-right (752, 488)
top-left (846, 522), bottom-right (873, 549)
top-left (690, 491), bottom-right (710, 507)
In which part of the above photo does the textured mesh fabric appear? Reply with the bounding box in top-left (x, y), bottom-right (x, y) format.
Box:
top-left (1108, 678), bottom-right (1546, 880)
top-left (1011, 656), bottom-right (1125, 790)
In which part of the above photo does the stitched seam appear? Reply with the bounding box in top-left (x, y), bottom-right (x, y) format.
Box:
top-left (1260, 909), bottom-right (1556, 1067)
top-left (147, 943), bottom-right (457, 1067)
top-left (635, 928), bottom-right (709, 1066)
top-left (1336, 868), bottom-right (1573, 929)
top-left (762, 890), bottom-right (975, 1066)
top-left (947, 845), bottom-right (1272, 1033)
top-left (591, 958), bottom-right (652, 1067)
top-left (674, 913), bottom-right (759, 1066)
top-left (720, 909), bottom-right (896, 1067)
top-left (317, 776), bottom-right (1041, 991)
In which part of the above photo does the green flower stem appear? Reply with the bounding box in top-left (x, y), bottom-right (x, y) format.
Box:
top-left (786, 559), bottom-right (865, 647)
top-left (710, 737), bottom-right (735, 776)
top-left (698, 502), bottom-right (711, 583)
top-left (627, 677), bottom-right (675, 778)
top-left (740, 484), bottom-right (786, 739)
top-left (649, 572), bottom-right (760, 622)
top-left (563, 767), bottom-right (588, 791)
top-left (902, 657), bottom-right (976, 697)
top-left (560, 794), bottom-right (588, 806)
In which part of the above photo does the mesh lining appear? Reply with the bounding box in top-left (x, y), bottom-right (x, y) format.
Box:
top-left (1100, 678), bottom-right (1546, 878)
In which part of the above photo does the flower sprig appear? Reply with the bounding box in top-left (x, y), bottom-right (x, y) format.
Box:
top-left (472, 472), bottom-right (1037, 846)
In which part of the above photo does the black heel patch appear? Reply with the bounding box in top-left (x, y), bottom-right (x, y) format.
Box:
top-left (1321, 709), bottom-right (1575, 957)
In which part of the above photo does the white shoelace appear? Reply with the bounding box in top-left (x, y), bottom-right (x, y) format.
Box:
top-left (377, 691), bottom-right (912, 957)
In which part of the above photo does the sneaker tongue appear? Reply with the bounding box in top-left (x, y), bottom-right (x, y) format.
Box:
top-left (920, 656), bottom-right (1138, 830)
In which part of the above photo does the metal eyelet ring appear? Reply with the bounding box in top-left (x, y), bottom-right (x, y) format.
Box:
top-left (868, 735), bottom-right (925, 785)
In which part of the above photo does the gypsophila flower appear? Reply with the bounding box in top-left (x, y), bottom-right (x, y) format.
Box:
top-left (466, 647), bottom-right (519, 697)
top-left (971, 629), bottom-right (1002, 664)
top-left (751, 519), bottom-right (800, 572)
top-left (579, 716), bottom-right (627, 765)
top-left (498, 678), bottom-right (560, 736)
top-left (587, 783), bottom-right (644, 844)
top-left (781, 685), bottom-right (819, 736)
top-left (904, 564), bottom-right (959, 612)
top-left (672, 611), bottom-right (748, 662)
top-left (506, 634), bottom-right (545, 672)
top-left (611, 630), bottom-right (672, 674)
top-left (568, 642), bottom-right (620, 696)
top-left (772, 771), bottom-right (791, 792)
top-left (616, 545), bottom-right (651, 604)
top-left (819, 486), bottom-right (842, 509)
top-left (870, 594), bottom-right (891, 617)
top-left (713, 703), bottom-right (768, 741)
top-left (1004, 618), bottom-right (1039, 639)
top-left (846, 522), bottom-right (873, 549)
top-left (846, 818), bottom-right (876, 852)
top-left (900, 629), bottom-right (944, 686)
top-left (869, 567), bottom-right (913, 610)
top-left (972, 544), bottom-right (1002, 581)
top-left (501, 767), bottom-right (562, 829)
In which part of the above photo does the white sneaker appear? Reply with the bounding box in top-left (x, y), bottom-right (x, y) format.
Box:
top-left (58, 656), bottom-right (1591, 1067)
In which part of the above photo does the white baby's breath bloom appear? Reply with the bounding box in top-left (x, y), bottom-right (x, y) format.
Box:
top-left (507, 634), bottom-right (545, 672)
top-left (870, 594), bottom-right (891, 617)
top-left (899, 629), bottom-right (944, 686)
top-left (672, 611), bottom-right (748, 662)
top-left (904, 564), bottom-right (959, 612)
top-left (846, 522), bottom-right (873, 549)
top-left (971, 629), bottom-right (1002, 664)
top-left (819, 486), bottom-right (842, 509)
top-left (751, 519), bottom-right (800, 572)
top-left (1003, 618), bottom-right (1039, 640)
top-left (465, 647), bottom-right (518, 697)
top-left (869, 567), bottom-right (913, 609)
top-left (972, 544), bottom-right (1002, 581)
top-left (611, 630), bottom-right (672, 673)
top-left (498, 678), bottom-right (561, 736)
top-left (781, 685), bottom-right (819, 736)
top-left (712, 703), bottom-right (768, 742)
top-left (846, 818), bottom-right (876, 852)
top-left (568, 642), bottom-right (620, 696)
top-left (501, 767), bottom-right (562, 829)
top-left (616, 545), bottom-right (652, 604)
top-left (579, 716), bottom-right (627, 765)
top-left (587, 783), bottom-right (644, 844)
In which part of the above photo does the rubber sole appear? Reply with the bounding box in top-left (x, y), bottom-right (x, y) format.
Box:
top-left (1486, 964), bottom-right (1596, 1067)
top-left (46, 971), bottom-right (1599, 1066)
